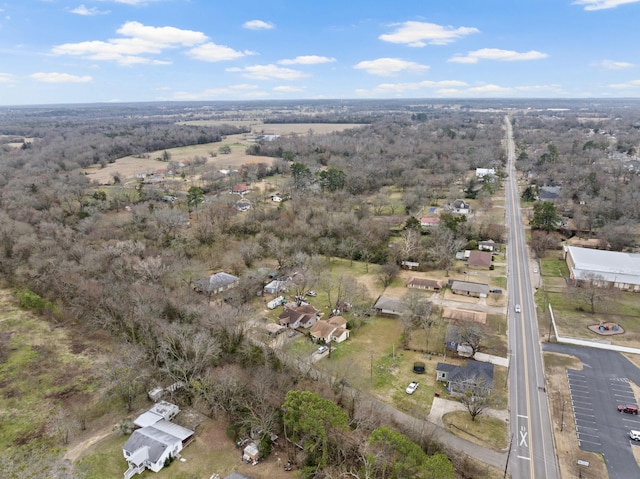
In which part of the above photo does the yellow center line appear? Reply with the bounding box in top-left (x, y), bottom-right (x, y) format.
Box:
top-left (507, 120), bottom-right (535, 477)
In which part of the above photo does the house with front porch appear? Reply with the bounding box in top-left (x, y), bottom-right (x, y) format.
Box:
top-left (436, 359), bottom-right (494, 396)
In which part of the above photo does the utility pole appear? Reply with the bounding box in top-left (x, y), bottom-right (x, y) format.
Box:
top-left (503, 433), bottom-right (514, 479)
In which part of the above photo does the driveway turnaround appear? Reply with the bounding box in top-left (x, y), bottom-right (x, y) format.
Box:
top-left (544, 343), bottom-right (640, 479)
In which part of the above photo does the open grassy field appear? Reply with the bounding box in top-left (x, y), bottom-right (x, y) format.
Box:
top-left (84, 136), bottom-right (272, 186)
top-left (0, 290), bottom-right (99, 453)
top-left (85, 122), bottom-right (364, 186)
top-left (537, 252), bottom-right (640, 347)
top-left (442, 411), bottom-right (508, 451)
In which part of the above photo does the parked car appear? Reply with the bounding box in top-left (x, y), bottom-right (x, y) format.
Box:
top-left (515, 304), bottom-right (521, 313)
top-left (406, 381), bottom-right (419, 394)
top-left (317, 345), bottom-right (329, 354)
top-left (618, 404), bottom-right (639, 414)
top-left (306, 290), bottom-right (318, 297)
top-left (490, 288), bottom-right (502, 294)
top-left (630, 430), bottom-right (640, 441)
top-left (287, 331), bottom-right (296, 338)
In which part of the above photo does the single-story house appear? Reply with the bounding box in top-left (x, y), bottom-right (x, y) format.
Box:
top-left (420, 217), bottom-right (440, 227)
top-left (475, 168), bottom-right (495, 178)
top-left (467, 251), bottom-right (492, 270)
top-left (193, 272), bottom-right (239, 295)
top-left (401, 260), bottom-right (420, 270)
top-left (310, 316), bottom-right (350, 343)
top-left (478, 240), bottom-right (497, 252)
top-left (264, 280), bottom-right (288, 295)
top-left (442, 307), bottom-right (487, 324)
top-left (225, 474), bottom-right (255, 479)
top-left (123, 420), bottom-right (194, 477)
top-left (450, 281), bottom-right (490, 298)
top-left (236, 200), bottom-right (251, 212)
top-left (436, 360), bottom-right (494, 396)
top-left (450, 199), bottom-right (470, 215)
top-left (564, 245), bottom-right (640, 291)
top-left (407, 277), bottom-right (443, 292)
top-left (231, 184), bottom-right (249, 195)
top-left (373, 296), bottom-right (402, 317)
top-left (279, 304), bottom-right (319, 329)
top-left (133, 401), bottom-right (180, 428)
top-left (539, 185), bottom-right (561, 200)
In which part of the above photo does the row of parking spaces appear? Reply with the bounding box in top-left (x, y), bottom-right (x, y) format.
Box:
top-left (567, 370), bottom-right (601, 449)
top-left (567, 370), bottom-right (640, 452)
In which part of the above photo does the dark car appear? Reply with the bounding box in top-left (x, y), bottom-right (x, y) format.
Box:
top-left (618, 404), bottom-right (639, 414)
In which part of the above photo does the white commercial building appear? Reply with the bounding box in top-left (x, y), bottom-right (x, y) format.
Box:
top-left (564, 245), bottom-right (640, 291)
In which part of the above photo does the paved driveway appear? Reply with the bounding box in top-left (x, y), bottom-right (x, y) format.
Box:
top-left (544, 343), bottom-right (640, 479)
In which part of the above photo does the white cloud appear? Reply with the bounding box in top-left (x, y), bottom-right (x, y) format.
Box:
top-left (0, 73), bottom-right (15, 83)
top-left (172, 84), bottom-right (266, 100)
top-left (358, 80), bottom-right (565, 98)
top-left (274, 85), bottom-right (305, 92)
top-left (243, 20), bottom-right (274, 30)
top-left (379, 21), bottom-right (479, 47)
top-left (354, 58), bottom-right (429, 76)
top-left (226, 64), bottom-right (306, 80)
top-left (279, 55), bottom-right (336, 65)
top-left (597, 59), bottom-right (634, 69)
top-left (187, 43), bottom-right (254, 62)
top-left (30, 72), bottom-right (93, 83)
top-left (449, 48), bottom-right (548, 64)
top-left (609, 79), bottom-right (640, 88)
top-left (572, 0), bottom-right (640, 10)
top-left (356, 80), bottom-right (467, 96)
top-left (111, 0), bottom-right (159, 4)
top-left (69, 5), bottom-right (109, 16)
top-left (467, 84), bottom-right (513, 93)
top-left (116, 21), bottom-right (206, 46)
top-left (52, 21), bottom-right (247, 65)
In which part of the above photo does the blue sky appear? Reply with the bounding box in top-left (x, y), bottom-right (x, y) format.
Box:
top-left (2, 0), bottom-right (640, 105)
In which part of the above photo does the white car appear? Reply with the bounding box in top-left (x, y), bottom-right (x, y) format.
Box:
top-left (515, 304), bottom-right (521, 313)
top-left (630, 430), bottom-right (640, 441)
top-left (317, 345), bottom-right (329, 354)
top-left (406, 381), bottom-right (419, 394)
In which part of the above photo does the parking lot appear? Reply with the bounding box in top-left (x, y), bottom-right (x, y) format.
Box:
top-left (545, 343), bottom-right (640, 479)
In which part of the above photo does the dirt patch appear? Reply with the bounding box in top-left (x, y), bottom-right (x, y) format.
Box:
top-left (587, 322), bottom-right (624, 335)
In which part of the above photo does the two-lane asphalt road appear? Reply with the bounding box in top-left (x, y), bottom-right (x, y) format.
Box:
top-left (504, 116), bottom-right (559, 479)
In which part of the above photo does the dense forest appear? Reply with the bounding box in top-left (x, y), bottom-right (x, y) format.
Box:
top-left (1, 99), bottom-right (639, 478)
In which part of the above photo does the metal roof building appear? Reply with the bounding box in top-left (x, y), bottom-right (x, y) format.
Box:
top-left (564, 245), bottom-right (640, 291)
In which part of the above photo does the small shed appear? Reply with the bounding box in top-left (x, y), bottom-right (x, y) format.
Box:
top-left (264, 280), bottom-right (288, 295)
top-left (242, 442), bottom-right (260, 463)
